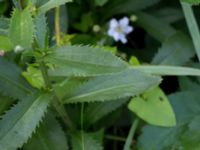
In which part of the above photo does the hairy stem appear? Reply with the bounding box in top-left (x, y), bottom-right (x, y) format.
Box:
top-left (39, 61), bottom-right (73, 129)
top-left (55, 7), bottom-right (61, 45)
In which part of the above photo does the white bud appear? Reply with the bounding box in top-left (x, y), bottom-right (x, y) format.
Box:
top-left (0, 50), bottom-right (5, 56)
top-left (14, 45), bottom-right (24, 53)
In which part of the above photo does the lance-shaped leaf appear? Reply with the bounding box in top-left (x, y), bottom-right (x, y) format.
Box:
top-left (181, 0), bottom-right (200, 5)
top-left (23, 113), bottom-right (68, 150)
top-left (0, 58), bottom-right (34, 99)
top-left (128, 87), bottom-right (176, 127)
top-left (70, 131), bottom-right (103, 150)
top-left (64, 69), bottom-right (161, 103)
top-left (9, 8), bottom-right (34, 49)
top-left (45, 45), bottom-right (128, 77)
top-left (38, 0), bottom-right (72, 14)
top-left (0, 93), bottom-right (51, 150)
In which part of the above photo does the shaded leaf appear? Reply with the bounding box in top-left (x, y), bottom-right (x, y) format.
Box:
top-left (152, 32), bottom-right (195, 65)
top-left (0, 58), bottom-right (34, 99)
top-left (24, 113), bottom-right (68, 150)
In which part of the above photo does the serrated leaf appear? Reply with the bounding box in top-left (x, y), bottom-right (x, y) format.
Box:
top-left (0, 17), bottom-right (9, 35)
top-left (0, 93), bottom-right (51, 150)
top-left (34, 14), bottom-right (47, 49)
top-left (0, 95), bottom-right (14, 116)
top-left (0, 58), bottom-right (34, 99)
top-left (181, 0), bottom-right (200, 5)
top-left (23, 113), bottom-right (68, 150)
top-left (64, 69), bottom-right (161, 103)
top-left (70, 131), bottom-right (103, 150)
top-left (128, 87), bottom-right (176, 127)
top-left (45, 45), bottom-right (128, 77)
top-left (152, 31), bottom-right (195, 65)
top-left (84, 98), bottom-right (128, 128)
top-left (9, 8), bottom-right (34, 49)
top-left (38, 0), bottom-right (72, 14)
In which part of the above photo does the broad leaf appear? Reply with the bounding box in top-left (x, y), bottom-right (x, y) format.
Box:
top-left (24, 113), bottom-right (68, 150)
top-left (9, 8), bottom-right (34, 49)
top-left (136, 12), bottom-right (176, 42)
top-left (0, 17), bottom-right (9, 35)
top-left (95, 0), bottom-right (108, 6)
top-left (38, 0), bottom-right (72, 14)
top-left (64, 69), bottom-right (161, 103)
top-left (138, 91), bottom-right (200, 150)
top-left (0, 95), bottom-right (14, 116)
top-left (0, 93), bottom-right (51, 149)
top-left (84, 98), bottom-right (128, 128)
top-left (128, 87), bottom-right (176, 127)
top-left (103, 0), bottom-right (161, 19)
top-left (70, 131), bottom-right (103, 150)
top-left (45, 45), bottom-right (128, 77)
top-left (152, 32), bottom-right (195, 65)
top-left (0, 35), bottom-right (13, 51)
top-left (181, 0), bottom-right (200, 5)
top-left (0, 58), bottom-right (34, 99)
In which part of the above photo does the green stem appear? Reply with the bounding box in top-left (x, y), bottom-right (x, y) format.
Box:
top-left (81, 103), bottom-right (85, 150)
top-left (105, 135), bottom-right (126, 142)
top-left (123, 118), bottom-right (139, 150)
top-left (181, 2), bottom-right (200, 61)
top-left (55, 7), bottom-right (61, 45)
top-left (39, 61), bottom-right (73, 129)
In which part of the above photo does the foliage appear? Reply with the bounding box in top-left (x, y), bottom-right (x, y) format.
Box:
top-left (0, 0), bottom-right (200, 149)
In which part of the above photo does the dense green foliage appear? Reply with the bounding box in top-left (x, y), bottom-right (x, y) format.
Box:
top-left (0, 0), bottom-right (200, 149)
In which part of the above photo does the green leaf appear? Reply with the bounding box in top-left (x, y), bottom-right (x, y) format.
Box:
top-left (178, 77), bottom-right (200, 91)
top-left (45, 45), bottom-right (128, 77)
top-left (103, 0), bottom-right (161, 18)
top-left (137, 91), bottom-right (200, 150)
top-left (22, 66), bottom-right (45, 89)
top-left (0, 35), bottom-right (13, 51)
top-left (23, 113), bottom-right (68, 150)
top-left (152, 32), bottom-right (195, 65)
top-left (0, 58), bottom-right (34, 99)
top-left (0, 17), bottom-right (9, 35)
top-left (0, 93), bottom-right (51, 149)
top-left (38, 0), bottom-right (72, 14)
top-left (128, 87), bottom-right (176, 127)
top-left (136, 12), bottom-right (176, 42)
top-left (131, 65), bottom-right (200, 76)
top-left (34, 14), bottom-right (47, 49)
top-left (64, 69), bottom-right (161, 103)
top-left (0, 95), bottom-right (14, 116)
top-left (95, 0), bottom-right (108, 6)
top-left (181, 0), bottom-right (200, 5)
top-left (9, 8), bottom-right (34, 49)
top-left (70, 131), bottom-right (103, 150)
top-left (84, 98), bottom-right (128, 128)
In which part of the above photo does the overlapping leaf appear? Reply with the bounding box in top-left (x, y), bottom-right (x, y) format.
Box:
top-left (0, 58), bottom-right (34, 99)
top-left (45, 45), bottom-right (128, 77)
top-left (0, 93), bottom-right (51, 150)
top-left (9, 8), bottom-right (34, 49)
top-left (24, 113), bottom-right (68, 150)
top-left (64, 69), bottom-right (161, 103)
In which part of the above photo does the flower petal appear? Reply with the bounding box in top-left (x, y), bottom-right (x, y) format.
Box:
top-left (109, 19), bottom-right (118, 28)
top-left (119, 17), bottom-right (129, 27)
top-left (124, 26), bottom-right (133, 34)
top-left (119, 35), bottom-right (127, 44)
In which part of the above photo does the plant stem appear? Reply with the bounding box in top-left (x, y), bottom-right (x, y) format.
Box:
top-left (181, 2), bottom-right (200, 61)
top-left (105, 135), bottom-right (126, 142)
top-left (123, 118), bottom-right (139, 150)
top-left (55, 7), bottom-right (61, 45)
top-left (39, 61), bottom-right (73, 129)
top-left (81, 103), bottom-right (85, 150)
